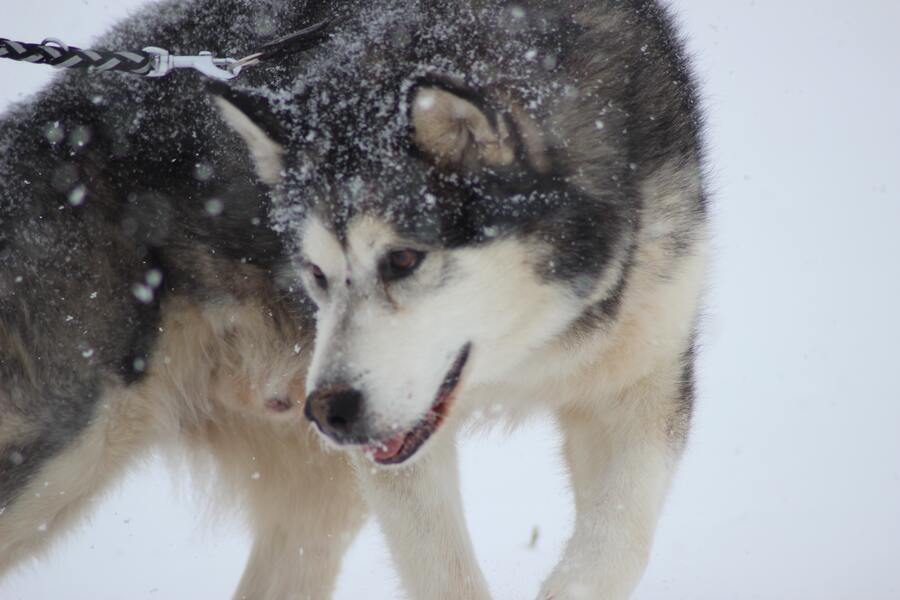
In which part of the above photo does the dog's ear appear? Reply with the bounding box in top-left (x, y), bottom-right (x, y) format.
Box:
top-left (211, 85), bottom-right (285, 185)
top-left (410, 85), bottom-right (549, 173)
top-left (410, 86), bottom-right (519, 172)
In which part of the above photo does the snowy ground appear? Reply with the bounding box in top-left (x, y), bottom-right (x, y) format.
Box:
top-left (2, 1), bottom-right (899, 598)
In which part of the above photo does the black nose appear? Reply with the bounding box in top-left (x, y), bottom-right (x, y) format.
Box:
top-left (304, 386), bottom-right (364, 443)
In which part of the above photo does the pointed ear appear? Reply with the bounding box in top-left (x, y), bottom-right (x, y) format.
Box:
top-left (211, 86), bottom-right (285, 185)
top-left (410, 86), bottom-right (517, 172)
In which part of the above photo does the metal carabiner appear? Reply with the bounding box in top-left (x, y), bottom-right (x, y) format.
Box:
top-left (143, 47), bottom-right (241, 80)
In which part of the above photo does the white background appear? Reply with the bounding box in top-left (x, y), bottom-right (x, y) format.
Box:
top-left (2, 1), bottom-right (899, 598)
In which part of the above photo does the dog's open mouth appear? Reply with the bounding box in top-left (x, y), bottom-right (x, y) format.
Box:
top-left (364, 343), bottom-right (471, 466)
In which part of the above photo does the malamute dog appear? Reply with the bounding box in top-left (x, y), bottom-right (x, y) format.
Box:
top-left (215, 0), bottom-right (708, 598)
top-left (1, 0), bottom-right (707, 598)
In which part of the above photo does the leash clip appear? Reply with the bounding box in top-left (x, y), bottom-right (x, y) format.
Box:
top-left (143, 47), bottom-right (240, 80)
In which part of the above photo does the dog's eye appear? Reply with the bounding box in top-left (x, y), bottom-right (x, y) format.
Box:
top-left (382, 249), bottom-right (425, 282)
top-left (310, 263), bottom-right (328, 290)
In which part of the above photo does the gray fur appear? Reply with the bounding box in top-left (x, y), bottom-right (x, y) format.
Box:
top-left (0, 0), bottom-right (326, 523)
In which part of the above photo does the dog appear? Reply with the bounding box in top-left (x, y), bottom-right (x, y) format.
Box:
top-left (1, 0), bottom-right (707, 598)
top-left (214, 0), bottom-right (709, 598)
top-left (1, 1), bottom-right (369, 598)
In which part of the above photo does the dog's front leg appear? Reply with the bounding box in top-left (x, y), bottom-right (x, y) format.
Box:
top-left (539, 386), bottom-right (681, 600)
top-left (353, 433), bottom-right (491, 600)
top-left (224, 433), bottom-right (366, 600)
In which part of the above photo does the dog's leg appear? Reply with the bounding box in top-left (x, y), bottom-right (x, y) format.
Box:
top-left (199, 422), bottom-right (366, 600)
top-left (538, 375), bottom-right (684, 600)
top-left (233, 449), bottom-right (366, 600)
top-left (352, 434), bottom-right (491, 600)
top-left (0, 387), bottom-right (156, 575)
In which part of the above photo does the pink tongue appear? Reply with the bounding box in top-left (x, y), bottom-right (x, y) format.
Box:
top-left (369, 435), bottom-right (405, 461)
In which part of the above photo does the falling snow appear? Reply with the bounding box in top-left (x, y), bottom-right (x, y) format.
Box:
top-left (0, 1), bottom-right (898, 600)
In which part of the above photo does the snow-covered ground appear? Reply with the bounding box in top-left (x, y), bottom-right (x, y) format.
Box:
top-left (2, 1), bottom-right (899, 598)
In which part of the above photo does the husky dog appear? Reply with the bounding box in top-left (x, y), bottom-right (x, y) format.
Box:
top-left (216, 0), bottom-right (708, 598)
top-left (1, 1), bottom-right (369, 598)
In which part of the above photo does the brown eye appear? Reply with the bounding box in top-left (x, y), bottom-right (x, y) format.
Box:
top-left (390, 249), bottom-right (419, 270)
top-left (310, 263), bottom-right (327, 290)
top-left (382, 249), bottom-right (425, 282)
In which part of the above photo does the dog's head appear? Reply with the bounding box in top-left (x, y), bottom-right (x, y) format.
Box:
top-left (214, 6), bottom-right (634, 466)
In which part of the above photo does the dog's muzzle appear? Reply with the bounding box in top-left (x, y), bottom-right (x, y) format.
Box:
top-left (304, 385), bottom-right (367, 444)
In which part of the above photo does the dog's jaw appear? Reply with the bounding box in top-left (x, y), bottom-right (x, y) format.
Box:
top-left (364, 343), bottom-right (471, 465)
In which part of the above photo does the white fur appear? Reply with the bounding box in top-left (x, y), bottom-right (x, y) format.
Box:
top-left (293, 168), bottom-right (707, 599)
top-left (216, 82), bottom-right (708, 599)
top-left (302, 215), bottom-right (584, 443)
